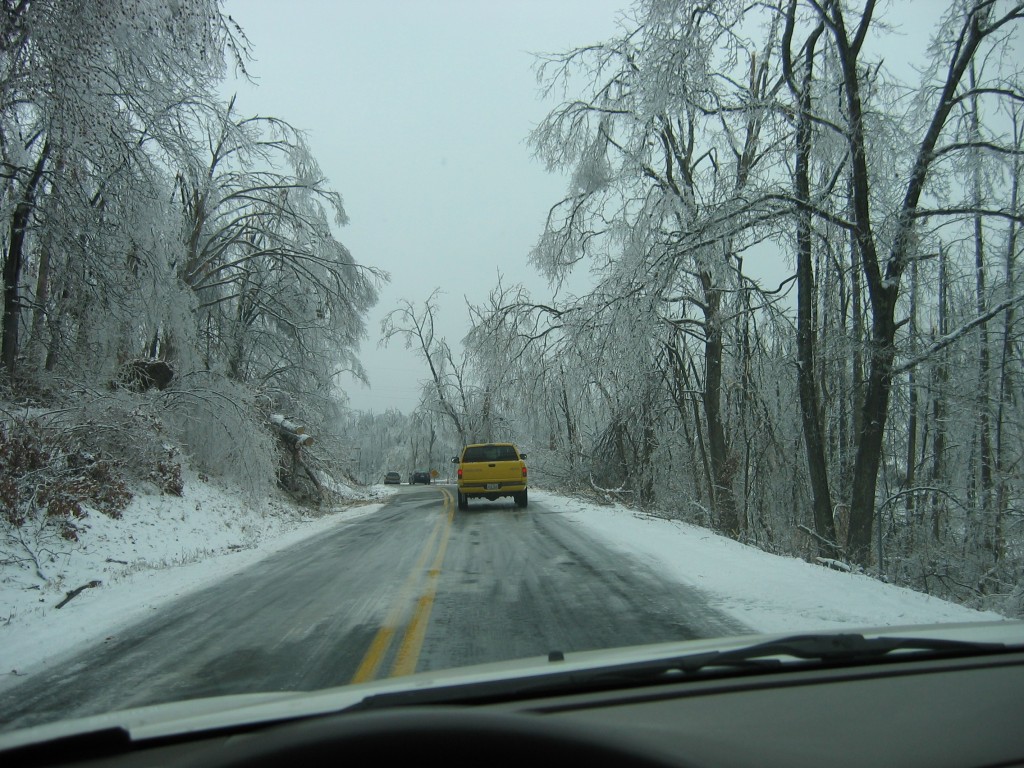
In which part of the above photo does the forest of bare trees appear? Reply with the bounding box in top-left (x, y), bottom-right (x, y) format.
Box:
top-left (1, 0), bottom-right (382, 566)
top-left (383, 0), bottom-right (1024, 617)
top-left (1, 0), bottom-right (381, 395)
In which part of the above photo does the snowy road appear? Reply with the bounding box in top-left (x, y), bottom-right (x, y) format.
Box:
top-left (0, 485), bottom-right (745, 730)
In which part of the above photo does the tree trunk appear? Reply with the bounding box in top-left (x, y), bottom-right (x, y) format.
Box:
top-left (905, 257), bottom-right (919, 520)
top-left (848, 292), bottom-right (897, 564)
top-left (701, 274), bottom-right (740, 537)
top-left (969, 64), bottom-right (994, 562)
top-left (848, 180), bottom-right (864, 507)
top-left (665, 337), bottom-right (713, 513)
top-left (786, 19), bottom-right (835, 554)
top-left (558, 369), bottom-right (579, 485)
top-left (26, 234), bottom-right (51, 368)
top-left (930, 245), bottom-right (948, 541)
top-left (3, 142), bottom-right (50, 375)
top-left (993, 129), bottom-right (1020, 564)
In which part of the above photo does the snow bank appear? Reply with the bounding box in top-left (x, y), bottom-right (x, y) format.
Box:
top-left (532, 490), bottom-right (1005, 632)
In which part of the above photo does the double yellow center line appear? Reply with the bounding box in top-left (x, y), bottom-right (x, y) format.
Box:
top-left (351, 488), bottom-right (456, 682)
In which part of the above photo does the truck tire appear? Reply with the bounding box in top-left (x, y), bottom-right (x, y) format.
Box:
top-left (515, 490), bottom-right (528, 508)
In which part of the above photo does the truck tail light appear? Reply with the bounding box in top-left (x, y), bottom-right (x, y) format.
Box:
top-left (522, 466), bottom-right (527, 478)
top-left (458, 468), bottom-right (463, 480)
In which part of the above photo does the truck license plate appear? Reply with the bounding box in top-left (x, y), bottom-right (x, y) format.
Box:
top-left (486, 483), bottom-right (499, 490)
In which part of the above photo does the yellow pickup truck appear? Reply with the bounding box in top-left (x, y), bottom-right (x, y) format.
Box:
top-left (452, 442), bottom-right (528, 510)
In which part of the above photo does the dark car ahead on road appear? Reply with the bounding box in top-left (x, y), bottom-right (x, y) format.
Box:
top-left (411, 471), bottom-right (431, 484)
top-left (383, 472), bottom-right (401, 485)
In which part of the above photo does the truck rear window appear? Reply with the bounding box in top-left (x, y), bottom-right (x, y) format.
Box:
top-left (463, 445), bottom-right (519, 462)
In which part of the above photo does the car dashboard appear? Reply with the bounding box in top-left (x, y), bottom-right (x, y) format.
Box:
top-left (3, 643), bottom-right (1023, 768)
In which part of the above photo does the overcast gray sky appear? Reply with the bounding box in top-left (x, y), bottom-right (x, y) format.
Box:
top-left (223, 0), bottom-right (629, 412)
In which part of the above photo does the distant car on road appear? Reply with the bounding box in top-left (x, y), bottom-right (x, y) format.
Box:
top-left (383, 471), bottom-right (401, 485)
top-left (411, 471), bottom-right (431, 485)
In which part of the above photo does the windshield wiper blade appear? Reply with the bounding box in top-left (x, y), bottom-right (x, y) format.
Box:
top-left (348, 633), bottom-right (1013, 712)
top-left (666, 633), bottom-right (1009, 675)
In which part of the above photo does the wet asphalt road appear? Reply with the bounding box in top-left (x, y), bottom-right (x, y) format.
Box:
top-left (0, 485), bottom-right (747, 731)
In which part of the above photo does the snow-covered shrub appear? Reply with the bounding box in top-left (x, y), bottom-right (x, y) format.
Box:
top-left (38, 389), bottom-right (182, 494)
top-left (0, 417), bottom-right (133, 578)
top-left (159, 373), bottom-right (275, 499)
top-left (151, 449), bottom-right (184, 496)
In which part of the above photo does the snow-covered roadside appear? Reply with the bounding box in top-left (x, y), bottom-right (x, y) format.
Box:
top-left (2, 483), bottom-right (1007, 688)
top-left (532, 490), bottom-right (1006, 630)
top-left (1, 473), bottom-right (398, 683)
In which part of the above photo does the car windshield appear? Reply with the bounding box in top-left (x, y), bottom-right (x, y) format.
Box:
top-left (0, 0), bottom-right (1022, 741)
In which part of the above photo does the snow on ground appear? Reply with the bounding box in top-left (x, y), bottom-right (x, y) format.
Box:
top-left (531, 490), bottom-right (1005, 631)
top-left (1, 481), bottom-right (1006, 684)
top-left (0, 472), bottom-right (398, 682)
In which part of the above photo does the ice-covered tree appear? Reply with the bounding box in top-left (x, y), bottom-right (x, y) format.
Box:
top-left (1, 0), bottom-right (245, 377)
top-left (175, 98), bottom-right (382, 418)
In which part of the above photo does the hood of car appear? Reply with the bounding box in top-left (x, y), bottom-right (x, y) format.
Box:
top-left (2, 620), bottom-right (1021, 753)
